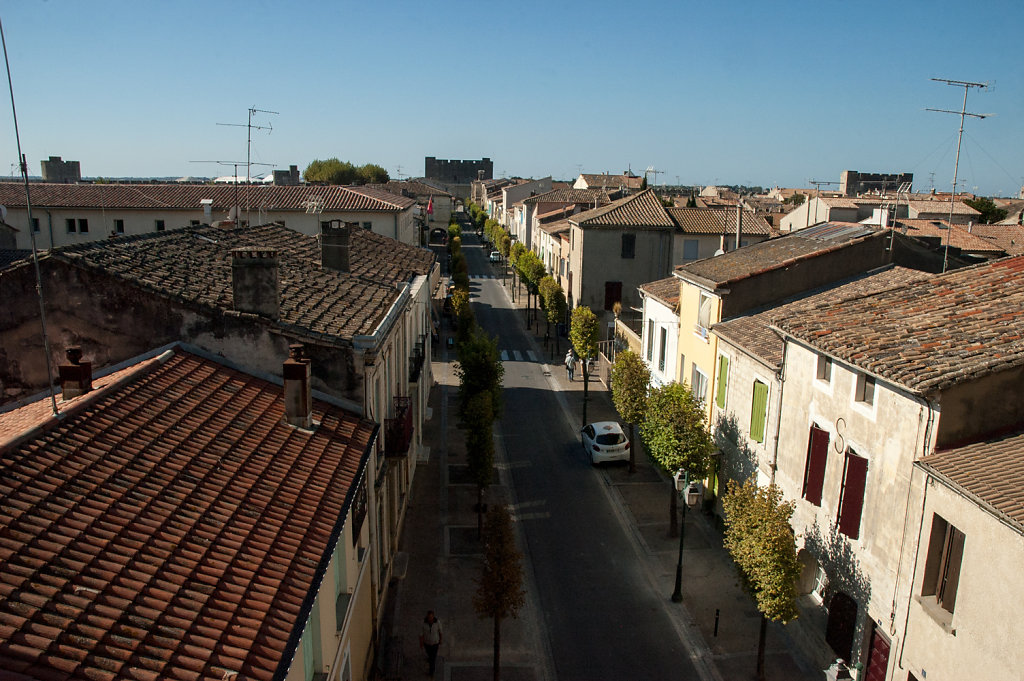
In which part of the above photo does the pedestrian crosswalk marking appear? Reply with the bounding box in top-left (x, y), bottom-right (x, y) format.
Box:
top-left (526, 351), bottom-right (537, 362)
top-left (512, 350), bottom-right (522, 361)
top-left (501, 350), bottom-right (509, 361)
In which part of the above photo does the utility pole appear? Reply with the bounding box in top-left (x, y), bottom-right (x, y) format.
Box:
top-left (927, 78), bottom-right (990, 272)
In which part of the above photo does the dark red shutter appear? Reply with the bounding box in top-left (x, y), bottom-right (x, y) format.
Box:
top-left (838, 452), bottom-right (868, 539)
top-left (802, 426), bottom-right (829, 506)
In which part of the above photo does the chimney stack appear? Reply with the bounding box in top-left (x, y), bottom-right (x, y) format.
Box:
top-left (283, 343), bottom-right (313, 428)
top-left (321, 221), bottom-right (353, 273)
top-left (231, 248), bottom-right (280, 318)
top-left (58, 346), bottom-right (92, 399)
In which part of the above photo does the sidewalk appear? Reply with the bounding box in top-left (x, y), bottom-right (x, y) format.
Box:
top-left (379, 270), bottom-right (822, 681)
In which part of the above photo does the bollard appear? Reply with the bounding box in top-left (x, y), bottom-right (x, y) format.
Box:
top-left (714, 609), bottom-right (720, 637)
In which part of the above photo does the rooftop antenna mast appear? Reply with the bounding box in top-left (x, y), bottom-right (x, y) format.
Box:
top-left (806, 179), bottom-right (838, 229)
top-left (926, 77), bottom-right (990, 272)
top-left (218, 106), bottom-right (278, 227)
top-left (190, 159), bottom-right (273, 225)
top-left (2, 17), bottom-right (58, 415)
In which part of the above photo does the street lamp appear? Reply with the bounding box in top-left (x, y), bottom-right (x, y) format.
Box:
top-left (671, 471), bottom-right (703, 603)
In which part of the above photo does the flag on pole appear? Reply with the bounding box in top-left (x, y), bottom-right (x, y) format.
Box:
top-left (427, 196), bottom-right (434, 215)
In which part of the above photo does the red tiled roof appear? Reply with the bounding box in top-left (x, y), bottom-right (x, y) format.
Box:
top-left (0, 345), bottom-right (376, 681)
top-left (640, 276), bottom-right (680, 310)
top-left (0, 182), bottom-right (415, 212)
top-left (522, 188), bottom-right (609, 205)
top-left (6, 223), bottom-right (435, 342)
top-left (921, 429), bottom-right (1024, 530)
top-left (571, 189), bottom-right (674, 229)
top-left (667, 207), bottom-right (772, 236)
top-left (714, 266), bottom-right (931, 368)
top-left (968, 223), bottom-right (1024, 256)
top-left (774, 256), bottom-right (1024, 393)
top-left (578, 174), bottom-right (643, 190)
top-left (905, 199), bottom-right (980, 216)
top-left (894, 219), bottom-right (1005, 254)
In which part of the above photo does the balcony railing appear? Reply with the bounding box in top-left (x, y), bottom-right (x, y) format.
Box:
top-left (409, 335), bottom-right (426, 384)
top-left (384, 396), bottom-right (413, 458)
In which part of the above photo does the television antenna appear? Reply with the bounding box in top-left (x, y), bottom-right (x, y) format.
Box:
top-left (190, 159), bottom-right (274, 225)
top-left (644, 166), bottom-right (662, 186)
top-left (806, 180), bottom-right (838, 229)
top-left (926, 77), bottom-right (991, 272)
top-left (217, 106), bottom-right (279, 227)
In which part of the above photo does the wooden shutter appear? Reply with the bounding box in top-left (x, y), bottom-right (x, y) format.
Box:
top-left (938, 526), bottom-right (965, 613)
top-left (715, 355), bottom-right (729, 408)
top-left (802, 426), bottom-right (829, 506)
top-left (749, 381), bottom-right (768, 443)
top-left (837, 451), bottom-right (868, 539)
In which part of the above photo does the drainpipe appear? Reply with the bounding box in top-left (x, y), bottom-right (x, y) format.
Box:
top-left (769, 340), bottom-right (788, 485)
top-left (45, 209), bottom-right (54, 249)
top-left (394, 214), bottom-right (399, 241)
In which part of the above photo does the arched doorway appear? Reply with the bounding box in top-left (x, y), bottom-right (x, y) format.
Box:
top-left (826, 591), bottom-right (858, 662)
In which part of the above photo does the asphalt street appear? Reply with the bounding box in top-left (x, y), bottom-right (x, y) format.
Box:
top-left (462, 233), bottom-right (701, 680)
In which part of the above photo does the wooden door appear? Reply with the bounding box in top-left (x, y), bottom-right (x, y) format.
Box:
top-left (864, 625), bottom-right (891, 681)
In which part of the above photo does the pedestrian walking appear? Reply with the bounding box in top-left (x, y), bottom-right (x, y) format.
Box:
top-left (419, 610), bottom-right (443, 677)
top-left (565, 349), bottom-right (575, 381)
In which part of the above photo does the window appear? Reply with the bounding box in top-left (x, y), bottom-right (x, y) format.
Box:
top-left (351, 478), bottom-right (367, 546)
top-left (114, 219), bottom-right (125, 234)
top-left (802, 425), bottom-right (829, 506)
top-left (816, 355), bottom-right (832, 382)
top-left (715, 355), bottom-right (729, 409)
top-left (77, 219), bottom-right (88, 233)
top-left (621, 233), bottom-right (636, 259)
top-left (810, 564), bottom-right (828, 603)
top-left (837, 449), bottom-right (868, 539)
top-left (691, 365), bottom-right (708, 404)
top-left (921, 514), bottom-right (965, 615)
top-left (658, 327), bottom-right (667, 372)
top-left (683, 239), bottom-right (699, 260)
top-left (189, 219), bottom-right (200, 227)
top-left (65, 218), bottom-right (76, 233)
top-left (647, 320), bottom-right (654, 361)
top-left (31, 217), bottom-right (39, 232)
top-left (155, 219), bottom-right (165, 232)
top-left (362, 221), bottom-right (372, 230)
top-left (697, 292), bottom-right (713, 330)
top-left (749, 380), bottom-right (768, 443)
top-left (856, 373), bottom-right (875, 405)
top-left (604, 281), bottom-right (622, 311)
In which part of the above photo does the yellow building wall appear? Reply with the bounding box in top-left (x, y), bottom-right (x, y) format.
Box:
top-left (675, 281), bottom-right (721, 421)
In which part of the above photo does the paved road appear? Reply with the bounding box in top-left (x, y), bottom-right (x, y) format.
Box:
top-left (461, 234), bottom-right (700, 680)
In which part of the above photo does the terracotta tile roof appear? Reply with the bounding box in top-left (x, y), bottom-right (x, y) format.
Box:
top-left (920, 429), bottom-right (1024, 531)
top-left (714, 266), bottom-right (930, 368)
top-left (968, 223), bottom-right (1024, 255)
top-left (667, 208), bottom-right (772, 236)
top-left (0, 249), bottom-right (30, 270)
top-left (675, 222), bottom-right (880, 288)
top-left (6, 223), bottom-right (435, 342)
top-left (774, 256), bottom-right (1024, 393)
top-left (905, 198), bottom-right (980, 216)
top-left (818, 197), bottom-right (863, 209)
top-left (570, 189), bottom-right (674, 229)
top-left (640, 276), bottom-right (680, 311)
top-left (522, 188), bottom-right (609, 205)
top-left (538, 219), bottom-right (570, 236)
top-left (578, 174), bottom-right (643, 190)
top-left (0, 182), bottom-right (415, 212)
top-left (381, 180), bottom-right (452, 198)
top-left (894, 219), bottom-right (1005, 254)
top-left (0, 345), bottom-right (376, 681)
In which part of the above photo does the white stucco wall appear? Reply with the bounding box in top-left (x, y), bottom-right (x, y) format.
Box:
top-left (640, 293), bottom-right (679, 386)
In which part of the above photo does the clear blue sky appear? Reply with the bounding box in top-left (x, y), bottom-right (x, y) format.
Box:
top-left (2, 1), bottom-right (1021, 196)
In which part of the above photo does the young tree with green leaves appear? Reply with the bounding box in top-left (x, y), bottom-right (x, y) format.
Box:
top-left (538, 276), bottom-right (567, 352)
top-left (303, 158), bottom-right (390, 185)
top-left (464, 391), bottom-right (495, 537)
top-left (640, 382), bottom-right (714, 534)
top-left (517, 251), bottom-right (546, 329)
top-left (473, 504), bottom-right (526, 681)
top-left (609, 350), bottom-right (650, 474)
top-left (722, 479), bottom-right (801, 681)
top-left (454, 326), bottom-right (504, 421)
top-left (569, 306), bottom-right (599, 427)
top-left (963, 196), bottom-right (1008, 224)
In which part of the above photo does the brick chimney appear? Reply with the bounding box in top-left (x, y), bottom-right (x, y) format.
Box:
top-left (231, 248), bottom-right (280, 318)
top-left (58, 346), bottom-right (92, 399)
top-left (321, 221), bottom-right (353, 272)
top-left (283, 343), bottom-right (313, 428)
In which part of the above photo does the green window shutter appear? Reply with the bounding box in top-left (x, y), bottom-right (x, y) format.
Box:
top-left (749, 381), bottom-right (768, 443)
top-left (715, 355), bottom-right (729, 409)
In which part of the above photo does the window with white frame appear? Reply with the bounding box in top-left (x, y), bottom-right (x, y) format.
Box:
top-left (816, 355), bottom-right (832, 382)
top-left (855, 373), bottom-right (875, 405)
top-left (697, 292), bottom-right (713, 331)
top-left (691, 365), bottom-right (708, 404)
top-left (646, 320), bottom-right (654, 361)
top-left (658, 327), bottom-right (667, 372)
top-left (811, 564), bottom-right (828, 603)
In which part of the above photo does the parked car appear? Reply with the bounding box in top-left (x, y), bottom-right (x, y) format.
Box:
top-left (581, 421), bottom-right (630, 465)
top-left (489, 251), bottom-right (502, 262)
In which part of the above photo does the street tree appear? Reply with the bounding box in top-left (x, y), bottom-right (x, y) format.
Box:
top-left (609, 350), bottom-right (650, 473)
top-left (640, 382), bottom-right (714, 534)
top-left (454, 326), bottom-right (504, 420)
top-left (464, 391), bottom-right (496, 537)
top-left (303, 158), bottom-right (390, 185)
top-left (569, 306), bottom-right (599, 427)
top-left (963, 196), bottom-right (1008, 224)
top-left (517, 251), bottom-right (546, 329)
top-left (473, 504), bottom-right (526, 681)
top-left (450, 288), bottom-right (475, 345)
top-left (722, 479), bottom-right (801, 681)
top-left (538, 276), bottom-right (566, 352)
